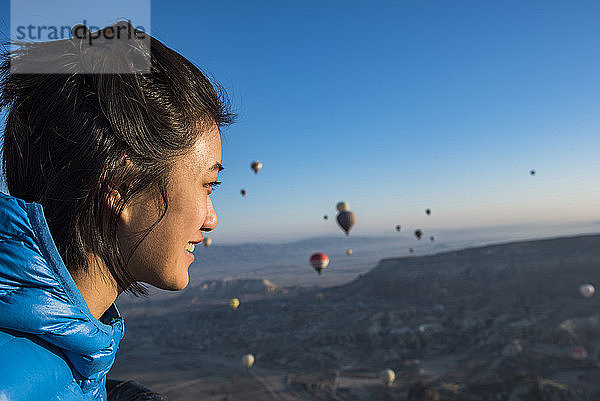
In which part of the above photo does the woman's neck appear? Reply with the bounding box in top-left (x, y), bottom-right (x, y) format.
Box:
top-left (71, 256), bottom-right (122, 320)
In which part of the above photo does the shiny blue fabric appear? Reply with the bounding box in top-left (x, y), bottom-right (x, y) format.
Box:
top-left (0, 192), bottom-right (125, 400)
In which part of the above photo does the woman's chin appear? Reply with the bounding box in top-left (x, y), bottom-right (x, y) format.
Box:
top-left (169, 275), bottom-right (190, 291)
top-left (148, 274), bottom-right (189, 291)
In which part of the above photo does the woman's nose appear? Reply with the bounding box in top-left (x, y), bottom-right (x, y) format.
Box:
top-left (201, 196), bottom-right (217, 231)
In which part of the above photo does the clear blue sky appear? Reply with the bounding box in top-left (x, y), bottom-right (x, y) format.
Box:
top-left (1, 1), bottom-right (599, 243)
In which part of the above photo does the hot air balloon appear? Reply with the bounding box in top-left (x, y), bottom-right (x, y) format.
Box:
top-left (426, 209), bottom-right (431, 216)
top-left (395, 225), bottom-right (401, 232)
top-left (414, 229), bottom-right (423, 240)
top-left (336, 201), bottom-right (350, 212)
top-left (250, 160), bottom-right (262, 174)
top-left (346, 248), bottom-right (353, 256)
top-left (530, 169), bottom-right (536, 176)
top-left (240, 189), bottom-right (247, 196)
top-left (310, 253), bottom-right (329, 275)
top-left (579, 284), bottom-right (595, 298)
top-left (336, 211), bottom-right (356, 236)
top-left (430, 236), bottom-right (435, 242)
top-left (323, 215), bottom-right (328, 220)
top-left (229, 298), bottom-right (240, 310)
top-left (242, 354), bottom-right (255, 368)
top-left (379, 369), bottom-right (395, 386)
top-left (203, 237), bottom-right (213, 247)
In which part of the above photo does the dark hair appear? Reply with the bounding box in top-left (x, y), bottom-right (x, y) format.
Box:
top-left (0, 21), bottom-right (235, 296)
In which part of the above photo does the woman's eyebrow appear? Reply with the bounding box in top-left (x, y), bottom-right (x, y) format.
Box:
top-left (209, 162), bottom-right (224, 172)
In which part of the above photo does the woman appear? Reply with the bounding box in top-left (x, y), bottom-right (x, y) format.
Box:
top-left (0, 21), bottom-right (234, 400)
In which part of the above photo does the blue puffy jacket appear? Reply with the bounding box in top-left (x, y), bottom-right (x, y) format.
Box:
top-left (0, 192), bottom-right (125, 400)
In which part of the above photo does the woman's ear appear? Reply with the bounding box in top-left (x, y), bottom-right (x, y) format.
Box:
top-left (106, 157), bottom-right (134, 224)
top-left (107, 187), bottom-right (132, 224)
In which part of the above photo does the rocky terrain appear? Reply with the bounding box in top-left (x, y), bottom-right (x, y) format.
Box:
top-left (110, 234), bottom-right (600, 400)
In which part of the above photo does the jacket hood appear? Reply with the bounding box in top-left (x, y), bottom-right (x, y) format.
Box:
top-left (0, 192), bottom-right (124, 399)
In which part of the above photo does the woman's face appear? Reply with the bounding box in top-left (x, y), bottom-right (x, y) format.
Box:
top-left (119, 124), bottom-right (222, 291)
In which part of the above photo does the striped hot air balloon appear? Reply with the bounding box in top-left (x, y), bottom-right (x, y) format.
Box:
top-left (336, 211), bottom-right (356, 236)
top-left (310, 253), bottom-right (330, 275)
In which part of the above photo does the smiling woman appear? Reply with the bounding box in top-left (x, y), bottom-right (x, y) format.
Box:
top-left (117, 124), bottom-right (224, 294)
top-left (0, 20), bottom-right (235, 401)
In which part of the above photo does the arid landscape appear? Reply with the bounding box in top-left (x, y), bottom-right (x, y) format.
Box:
top-left (110, 233), bottom-right (600, 400)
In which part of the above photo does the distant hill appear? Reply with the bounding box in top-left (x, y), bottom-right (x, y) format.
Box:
top-left (119, 231), bottom-right (600, 306)
top-left (190, 235), bottom-right (407, 272)
top-left (334, 233), bottom-right (600, 313)
top-left (187, 235), bottom-right (418, 287)
top-left (190, 222), bottom-right (600, 284)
